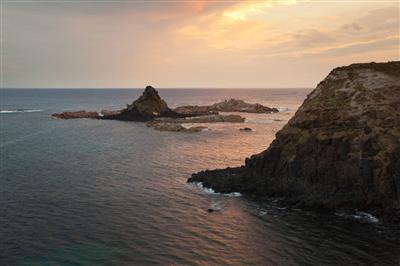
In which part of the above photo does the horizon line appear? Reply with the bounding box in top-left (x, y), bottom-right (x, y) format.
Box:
top-left (1, 87), bottom-right (313, 90)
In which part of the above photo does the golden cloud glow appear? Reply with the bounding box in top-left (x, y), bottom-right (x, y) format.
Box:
top-left (222, 0), bottom-right (300, 21)
top-left (5, 0), bottom-right (398, 88)
top-left (176, 0), bottom-right (305, 49)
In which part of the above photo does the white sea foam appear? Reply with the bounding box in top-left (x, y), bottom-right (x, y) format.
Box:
top-left (335, 211), bottom-right (379, 223)
top-left (191, 182), bottom-right (242, 197)
top-left (353, 211), bottom-right (379, 223)
top-left (277, 107), bottom-right (288, 112)
top-left (209, 201), bottom-right (224, 211)
top-left (0, 109), bottom-right (43, 114)
top-left (259, 209), bottom-right (268, 216)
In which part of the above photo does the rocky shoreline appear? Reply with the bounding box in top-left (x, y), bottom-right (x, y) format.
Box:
top-left (188, 61), bottom-right (400, 223)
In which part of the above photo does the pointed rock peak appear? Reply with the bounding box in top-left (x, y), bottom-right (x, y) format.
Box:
top-left (138, 86), bottom-right (165, 103)
top-left (118, 85), bottom-right (178, 120)
top-left (144, 85), bottom-right (158, 94)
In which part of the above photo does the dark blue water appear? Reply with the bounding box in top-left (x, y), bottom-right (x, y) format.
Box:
top-left (1, 89), bottom-right (399, 265)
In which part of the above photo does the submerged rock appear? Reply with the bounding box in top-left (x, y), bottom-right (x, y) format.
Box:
top-left (174, 99), bottom-right (278, 115)
top-left (189, 61), bottom-right (400, 218)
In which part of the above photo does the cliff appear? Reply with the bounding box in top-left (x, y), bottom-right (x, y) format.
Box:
top-left (188, 62), bottom-right (400, 218)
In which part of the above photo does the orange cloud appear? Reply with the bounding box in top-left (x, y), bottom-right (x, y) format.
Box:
top-left (184, 0), bottom-right (215, 13)
top-left (175, 0), bottom-right (303, 49)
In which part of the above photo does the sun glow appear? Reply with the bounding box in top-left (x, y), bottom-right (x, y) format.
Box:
top-left (222, 0), bottom-right (301, 21)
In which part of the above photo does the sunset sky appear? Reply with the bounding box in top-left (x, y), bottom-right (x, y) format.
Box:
top-left (3, 0), bottom-right (399, 88)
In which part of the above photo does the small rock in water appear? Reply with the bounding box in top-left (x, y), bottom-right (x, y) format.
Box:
top-left (240, 127), bottom-right (252, 131)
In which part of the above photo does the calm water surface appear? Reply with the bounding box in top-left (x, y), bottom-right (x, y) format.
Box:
top-left (1, 89), bottom-right (399, 265)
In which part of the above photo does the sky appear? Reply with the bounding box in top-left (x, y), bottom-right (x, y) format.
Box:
top-left (2, 0), bottom-right (399, 88)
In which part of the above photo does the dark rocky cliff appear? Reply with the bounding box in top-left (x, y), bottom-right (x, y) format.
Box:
top-left (189, 62), bottom-right (400, 217)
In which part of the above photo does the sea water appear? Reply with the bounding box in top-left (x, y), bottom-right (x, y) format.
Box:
top-left (1, 89), bottom-right (399, 265)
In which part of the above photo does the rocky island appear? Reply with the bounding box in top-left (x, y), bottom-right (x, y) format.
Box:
top-left (189, 61), bottom-right (400, 222)
top-left (52, 86), bottom-right (180, 121)
top-left (52, 86), bottom-right (275, 132)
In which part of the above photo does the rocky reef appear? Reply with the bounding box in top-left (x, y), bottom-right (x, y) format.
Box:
top-left (174, 99), bottom-right (278, 115)
top-left (147, 122), bottom-right (207, 133)
top-left (152, 114), bottom-right (245, 124)
top-left (189, 61), bottom-right (400, 220)
top-left (53, 86), bottom-right (179, 121)
top-left (52, 110), bottom-right (101, 119)
top-left (52, 86), bottom-right (250, 133)
top-left (147, 114), bottom-right (245, 132)
top-left (52, 86), bottom-right (254, 123)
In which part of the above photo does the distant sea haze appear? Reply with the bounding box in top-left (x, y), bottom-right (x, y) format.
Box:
top-left (1, 88), bottom-right (399, 265)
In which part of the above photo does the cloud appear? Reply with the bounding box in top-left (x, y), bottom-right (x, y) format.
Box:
top-left (341, 22), bottom-right (363, 31)
top-left (306, 36), bottom-right (399, 58)
top-left (291, 29), bottom-right (335, 48)
top-left (3, 0), bottom-right (399, 88)
top-left (174, 0), bottom-right (302, 49)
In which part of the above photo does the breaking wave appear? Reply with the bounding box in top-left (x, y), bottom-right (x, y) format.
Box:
top-left (0, 109), bottom-right (43, 114)
top-left (190, 182), bottom-right (242, 197)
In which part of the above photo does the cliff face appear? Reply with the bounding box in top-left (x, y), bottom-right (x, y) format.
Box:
top-left (189, 62), bottom-right (400, 214)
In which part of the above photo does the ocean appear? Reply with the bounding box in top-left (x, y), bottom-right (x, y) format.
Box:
top-left (1, 88), bottom-right (399, 265)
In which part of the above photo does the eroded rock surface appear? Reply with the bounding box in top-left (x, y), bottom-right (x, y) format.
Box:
top-left (189, 62), bottom-right (400, 218)
top-left (155, 114), bottom-right (245, 124)
top-left (147, 121), bottom-right (207, 133)
top-left (52, 111), bottom-right (100, 119)
top-left (147, 114), bottom-right (245, 132)
top-left (104, 86), bottom-right (180, 121)
top-left (174, 99), bottom-right (278, 115)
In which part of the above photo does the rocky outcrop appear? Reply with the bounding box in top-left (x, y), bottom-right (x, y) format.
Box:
top-left (52, 111), bottom-right (100, 119)
top-left (147, 114), bottom-right (244, 133)
top-left (212, 99), bottom-right (279, 113)
top-left (155, 114), bottom-right (245, 124)
top-left (52, 86), bottom-right (182, 121)
top-left (52, 87), bottom-right (272, 123)
top-left (189, 62), bottom-right (400, 218)
top-left (147, 121), bottom-right (207, 133)
top-left (173, 105), bottom-right (219, 116)
top-left (174, 99), bottom-right (278, 115)
top-left (52, 86), bottom-right (247, 135)
top-left (104, 86), bottom-right (180, 121)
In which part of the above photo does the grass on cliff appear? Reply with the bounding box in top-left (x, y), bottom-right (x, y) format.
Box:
top-left (335, 61), bottom-right (400, 77)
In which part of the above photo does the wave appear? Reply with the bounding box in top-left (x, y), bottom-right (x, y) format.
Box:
top-left (277, 107), bottom-right (288, 112)
top-left (190, 182), bottom-right (242, 197)
top-left (0, 109), bottom-right (44, 114)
